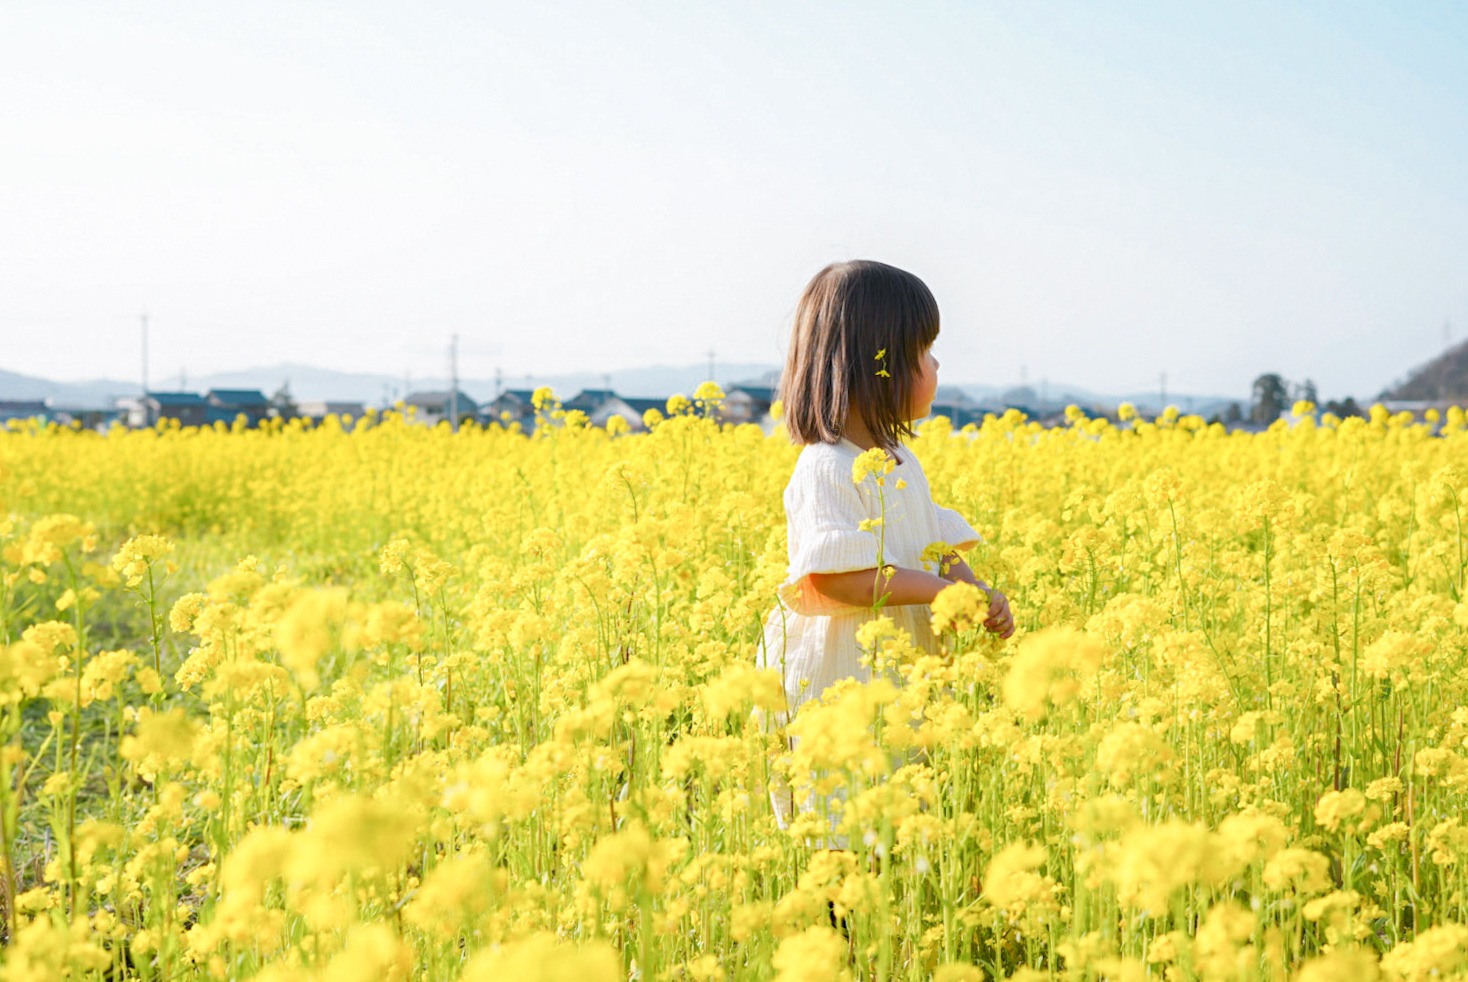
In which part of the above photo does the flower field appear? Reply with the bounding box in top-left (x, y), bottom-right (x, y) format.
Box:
top-left (4, 394), bottom-right (1468, 980)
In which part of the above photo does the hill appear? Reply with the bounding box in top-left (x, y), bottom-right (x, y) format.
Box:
top-left (1380, 340), bottom-right (1468, 401)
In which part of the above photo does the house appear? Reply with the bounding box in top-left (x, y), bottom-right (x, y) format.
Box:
top-left (404, 390), bottom-right (479, 427)
top-left (562, 389), bottom-right (656, 432)
top-left (619, 398), bottom-right (666, 430)
top-left (0, 400), bottom-right (50, 425)
top-left (722, 385), bottom-right (776, 425)
top-left (296, 400), bottom-right (367, 423)
top-left (134, 392), bottom-right (207, 428)
top-left (483, 389), bottom-right (538, 429)
top-left (587, 395), bottom-right (648, 431)
top-left (206, 388), bottom-right (270, 427)
top-left (50, 404), bottom-right (125, 430)
top-left (923, 401), bottom-right (987, 428)
top-left (564, 389), bottom-right (618, 415)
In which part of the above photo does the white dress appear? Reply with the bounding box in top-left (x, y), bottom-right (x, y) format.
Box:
top-left (757, 438), bottom-right (982, 824)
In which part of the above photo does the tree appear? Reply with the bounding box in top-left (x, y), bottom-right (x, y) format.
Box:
top-left (1251, 374), bottom-right (1288, 424)
top-left (270, 381), bottom-right (298, 420)
top-left (1293, 378), bottom-right (1319, 406)
top-left (1324, 397), bottom-right (1363, 419)
top-left (1224, 402), bottom-right (1243, 424)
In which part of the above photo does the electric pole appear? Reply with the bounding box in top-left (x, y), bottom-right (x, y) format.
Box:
top-left (140, 313), bottom-right (150, 427)
top-left (449, 334), bottom-right (460, 432)
top-left (708, 349), bottom-right (716, 384)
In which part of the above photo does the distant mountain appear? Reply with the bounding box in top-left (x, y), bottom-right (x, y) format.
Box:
top-left (1380, 340), bottom-right (1468, 401)
top-left (0, 368), bottom-right (140, 408)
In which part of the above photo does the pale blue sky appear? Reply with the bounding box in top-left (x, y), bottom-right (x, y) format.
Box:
top-left (3, 1), bottom-right (1465, 399)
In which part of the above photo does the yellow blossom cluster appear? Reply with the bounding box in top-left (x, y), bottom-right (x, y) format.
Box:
top-left (3, 402), bottom-right (1468, 977)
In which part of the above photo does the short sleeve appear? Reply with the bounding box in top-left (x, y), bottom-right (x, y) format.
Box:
top-left (934, 505), bottom-right (983, 552)
top-left (778, 454), bottom-right (880, 615)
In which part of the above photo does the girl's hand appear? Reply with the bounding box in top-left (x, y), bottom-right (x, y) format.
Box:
top-left (983, 589), bottom-right (1015, 639)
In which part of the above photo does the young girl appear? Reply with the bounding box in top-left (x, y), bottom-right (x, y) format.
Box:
top-left (759, 260), bottom-right (1014, 825)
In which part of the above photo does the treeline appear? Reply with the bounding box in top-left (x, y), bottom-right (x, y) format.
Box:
top-left (1244, 374), bottom-right (1361, 424)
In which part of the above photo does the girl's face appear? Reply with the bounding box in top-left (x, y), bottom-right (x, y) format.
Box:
top-left (909, 346), bottom-right (939, 420)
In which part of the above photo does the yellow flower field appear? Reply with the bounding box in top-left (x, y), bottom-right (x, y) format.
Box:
top-left (3, 393), bottom-right (1468, 980)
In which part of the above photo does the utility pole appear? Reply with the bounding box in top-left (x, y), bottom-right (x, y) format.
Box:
top-left (494, 367), bottom-right (503, 400)
top-left (707, 349), bottom-right (716, 384)
top-left (1159, 372), bottom-right (1167, 411)
top-left (449, 334), bottom-right (460, 432)
top-left (140, 313), bottom-right (150, 427)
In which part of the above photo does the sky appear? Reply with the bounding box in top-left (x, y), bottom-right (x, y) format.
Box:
top-left (3, 1), bottom-right (1466, 400)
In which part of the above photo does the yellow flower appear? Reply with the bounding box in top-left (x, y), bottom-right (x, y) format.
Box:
top-left (119, 707), bottom-right (199, 772)
top-left (851, 447), bottom-right (895, 485)
top-left (772, 926), bottom-right (851, 982)
top-left (1094, 722), bottom-right (1175, 789)
top-left (461, 932), bottom-right (620, 982)
top-left (1379, 924), bottom-right (1468, 982)
top-left (982, 841), bottom-right (1054, 913)
top-left (111, 534), bottom-right (175, 588)
top-left (1314, 788), bottom-right (1370, 834)
top-left (930, 581), bottom-right (989, 635)
top-left (1193, 902), bottom-right (1256, 980)
top-left (1106, 819), bottom-right (1215, 912)
top-left (317, 923), bottom-right (412, 982)
top-left (1001, 627), bottom-right (1105, 721)
top-left (1263, 848), bottom-right (1332, 896)
top-left (1295, 947), bottom-right (1380, 982)
top-left (581, 822), bottom-right (685, 898)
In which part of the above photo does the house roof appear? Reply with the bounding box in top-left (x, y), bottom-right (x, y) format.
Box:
top-left (405, 390), bottom-right (479, 410)
top-left (727, 386), bottom-right (776, 402)
top-left (146, 391), bottom-right (206, 406)
top-left (0, 400), bottom-right (47, 412)
top-left (207, 388), bottom-right (268, 405)
top-left (620, 397), bottom-right (666, 414)
top-left (565, 388), bottom-right (619, 409)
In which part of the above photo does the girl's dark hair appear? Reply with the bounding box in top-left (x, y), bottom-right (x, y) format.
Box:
top-left (779, 260), bottom-right (940, 452)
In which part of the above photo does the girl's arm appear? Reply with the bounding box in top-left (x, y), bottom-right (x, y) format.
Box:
top-left (807, 566), bottom-right (951, 608)
top-left (809, 561), bottom-right (1016, 637)
top-left (808, 556), bottom-right (994, 605)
